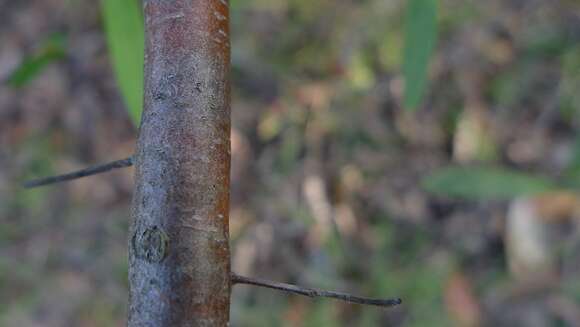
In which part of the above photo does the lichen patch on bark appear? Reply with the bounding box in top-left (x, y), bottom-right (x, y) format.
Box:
top-left (132, 226), bottom-right (169, 263)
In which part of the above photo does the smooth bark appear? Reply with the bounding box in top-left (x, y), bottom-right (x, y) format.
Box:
top-left (128, 0), bottom-right (231, 325)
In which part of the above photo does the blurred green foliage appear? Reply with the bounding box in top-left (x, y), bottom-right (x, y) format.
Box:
top-left (7, 34), bottom-right (66, 88)
top-left (367, 218), bottom-right (451, 326)
top-left (403, 0), bottom-right (437, 110)
top-left (565, 134), bottom-right (580, 183)
top-left (422, 166), bottom-right (558, 200)
top-left (101, 0), bottom-right (144, 126)
top-left (559, 46), bottom-right (580, 122)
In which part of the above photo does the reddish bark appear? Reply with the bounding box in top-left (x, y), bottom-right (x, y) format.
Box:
top-left (128, 0), bottom-right (231, 326)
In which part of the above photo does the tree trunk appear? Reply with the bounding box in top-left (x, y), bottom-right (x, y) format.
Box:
top-left (128, 0), bottom-right (231, 325)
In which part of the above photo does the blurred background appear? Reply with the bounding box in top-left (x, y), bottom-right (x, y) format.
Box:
top-left (3, 0), bottom-right (580, 326)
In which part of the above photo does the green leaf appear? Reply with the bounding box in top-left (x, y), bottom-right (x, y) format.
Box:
top-left (422, 166), bottom-right (557, 200)
top-left (7, 34), bottom-right (66, 88)
top-left (403, 0), bottom-right (437, 111)
top-left (101, 0), bottom-right (144, 126)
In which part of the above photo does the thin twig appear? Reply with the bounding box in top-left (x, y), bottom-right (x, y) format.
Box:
top-left (231, 273), bottom-right (401, 308)
top-left (23, 156), bottom-right (134, 188)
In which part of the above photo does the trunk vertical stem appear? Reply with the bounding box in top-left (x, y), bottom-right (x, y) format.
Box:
top-left (128, 0), bottom-right (231, 325)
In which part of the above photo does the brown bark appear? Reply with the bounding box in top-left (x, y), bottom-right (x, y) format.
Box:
top-left (128, 0), bottom-right (231, 326)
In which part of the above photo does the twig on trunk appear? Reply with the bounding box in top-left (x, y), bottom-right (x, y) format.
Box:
top-left (23, 156), bottom-right (134, 188)
top-left (231, 273), bottom-right (402, 308)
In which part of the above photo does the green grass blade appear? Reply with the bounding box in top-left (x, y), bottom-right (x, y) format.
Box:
top-left (7, 34), bottom-right (66, 88)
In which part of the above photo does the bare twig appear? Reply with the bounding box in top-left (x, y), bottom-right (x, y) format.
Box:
top-left (231, 273), bottom-right (401, 308)
top-left (23, 156), bottom-right (134, 188)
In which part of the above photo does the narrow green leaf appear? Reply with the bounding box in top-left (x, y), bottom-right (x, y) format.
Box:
top-left (403, 0), bottom-right (437, 111)
top-left (101, 0), bottom-right (144, 126)
top-left (7, 34), bottom-right (66, 88)
top-left (422, 166), bottom-right (557, 200)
